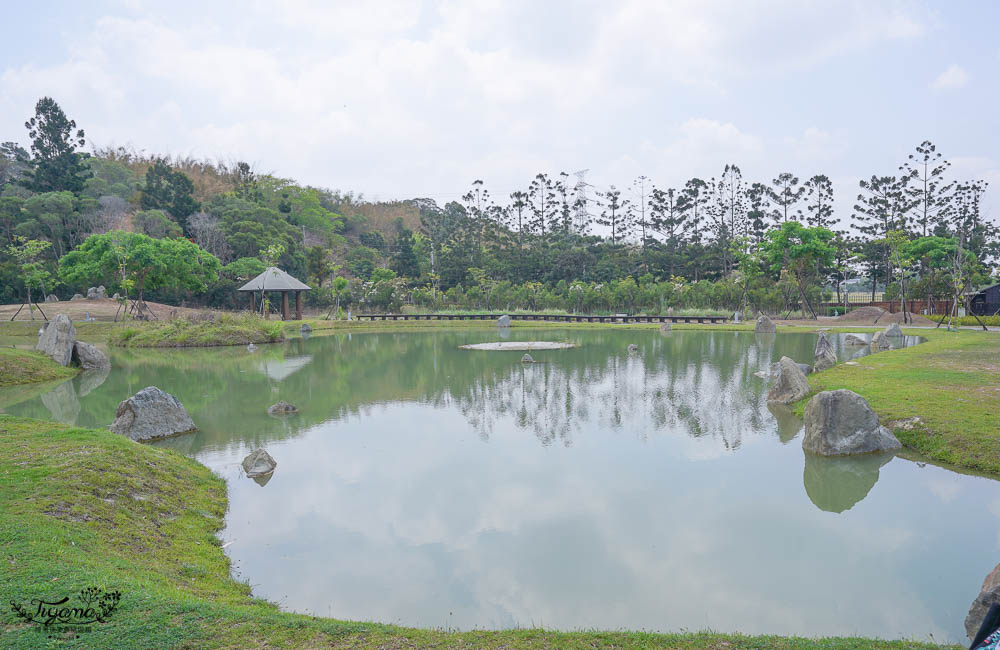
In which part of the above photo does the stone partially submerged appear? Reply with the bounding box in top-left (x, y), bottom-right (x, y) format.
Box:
top-left (802, 389), bottom-right (901, 455)
top-left (72, 341), bottom-right (109, 371)
top-left (844, 334), bottom-right (867, 346)
top-left (813, 332), bottom-right (837, 372)
top-left (766, 356), bottom-right (810, 404)
top-left (109, 386), bottom-right (196, 442)
top-left (883, 322), bottom-right (903, 338)
top-left (627, 344), bottom-right (639, 352)
top-left (870, 331), bottom-right (892, 352)
top-left (521, 353), bottom-right (535, 363)
top-left (754, 314), bottom-right (776, 334)
top-left (267, 400), bottom-right (299, 415)
top-left (967, 563), bottom-right (1000, 641)
top-left (659, 322), bottom-right (671, 334)
top-left (242, 449), bottom-right (277, 479)
top-left (497, 314), bottom-right (511, 328)
top-left (35, 314), bottom-right (76, 366)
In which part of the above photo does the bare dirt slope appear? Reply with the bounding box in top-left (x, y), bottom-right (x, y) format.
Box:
top-left (776, 306), bottom-right (936, 328)
top-left (0, 298), bottom-right (209, 322)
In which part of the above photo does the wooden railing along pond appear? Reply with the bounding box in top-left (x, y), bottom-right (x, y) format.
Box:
top-left (355, 313), bottom-right (729, 324)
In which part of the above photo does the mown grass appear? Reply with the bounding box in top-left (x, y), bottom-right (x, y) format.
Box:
top-left (796, 328), bottom-right (1000, 475)
top-left (107, 313), bottom-right (284, 348)
top-left (0, 347), bottom-right (77, 387)
top-left (0, 415), bottom-right (954, 649)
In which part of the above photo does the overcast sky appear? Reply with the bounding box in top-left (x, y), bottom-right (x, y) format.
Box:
top-left (1, 0), bottom-right (997, 223)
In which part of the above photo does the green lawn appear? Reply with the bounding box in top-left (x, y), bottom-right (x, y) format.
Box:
top-left (0, 347), bottom-right (77, 387)
top-left (0, 415), bottom-right (953, 649)
top-left (107, 313), bottom-right (285, 347)
top-left (798, 328), bottom-right (1000, 475)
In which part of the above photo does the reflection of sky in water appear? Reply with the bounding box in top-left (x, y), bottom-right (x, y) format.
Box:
top-left (0, 329), bottom-right (993, 642)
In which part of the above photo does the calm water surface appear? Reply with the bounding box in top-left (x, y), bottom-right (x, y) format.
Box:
top-left (2, 328), bottom-right (996, 642)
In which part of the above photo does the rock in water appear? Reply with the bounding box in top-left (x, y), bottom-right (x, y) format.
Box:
top-left (300, 323), bottom-right (312, 333)
top-left (35, 314), bottom-right (76, 366)
top-left (72, 341), bottom-right (109, 370)
top-left (659, 322), bottom-right (671, 333)
top-left (70, 293), bottom-right (84, 301)
top-left (45, 294), bottom-right (59, 302)
top-left (521, 353), bottom-right (534, 363)
top-left (802, 389), bottom-right (901, 455)
top-left (883, 322), bottom-right (903, 338)
top-left (109, 386), bottom-right (196, 441)
top-left (247, 343), bottom-right (257, 352)
top-left (767, 360), bottom-right (812, 378)
top-left (497, 314), bottom-right (511, 328)
top-left (844, 334), bottom-right (867, 346)
top-left (755, 314), bottom-right (776, 334)
top-left (870, 331), bottom-right (892, 352)
top-left (627, 344), bottom-right (639, 352)
top-left (813, 332), bottom-right (837, 372)
top-left (267, 400), bottom-right (299, 415)
top-left (242, 449), bottom-right (277, 478)
top-left (967, 563), bottom-right (1000, 641)
top-left (766, 356), bottom-right (810, 404)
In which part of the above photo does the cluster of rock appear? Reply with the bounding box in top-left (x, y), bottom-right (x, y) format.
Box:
top-left (35, 314), bottom-right (109, 370)
top-left (86, 286), bottom-right (107, 300)
top-left (109, 386), bottom-right (196, 441)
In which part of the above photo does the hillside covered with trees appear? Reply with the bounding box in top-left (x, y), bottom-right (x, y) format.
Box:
top-left (1, 97), bottom-right (996, 317)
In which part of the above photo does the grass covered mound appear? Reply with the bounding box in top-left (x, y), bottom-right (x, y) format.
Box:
top-left (0, 347), bottom-right (77, 387)
top-left (0, 415), bottom-right (953, 649)
top-left (107, 313), bottom-right (284, 348)
top-left (800, 329), bottom-right (1000, 475)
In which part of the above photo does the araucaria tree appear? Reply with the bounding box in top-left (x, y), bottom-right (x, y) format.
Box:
top-left (22, 97), bottom-right (90, 194)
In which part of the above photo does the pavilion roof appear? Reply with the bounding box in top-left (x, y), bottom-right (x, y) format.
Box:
top-left (237, 267), bottom-right (311, 292)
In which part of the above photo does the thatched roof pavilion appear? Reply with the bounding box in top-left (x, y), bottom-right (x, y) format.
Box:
top-left (238, 267), bottom-right (311, 320)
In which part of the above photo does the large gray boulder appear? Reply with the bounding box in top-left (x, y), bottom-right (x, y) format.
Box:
top-left (72, 341), bottom-right (109, 371)
top-left (70, 293), bottom-right (84, 301)
top-left (765, 360), bottom-right (812, 378)
top-left (813, 332), bottom-right (837, 372)
top-left (497, 314), bottom-right (511, 328)
top-left (766, 356), bottom-right (810, 404)
top-left (844, 333), bottom-right (867, 346)
top-left (521, 353), bottom-right (535, 363)
top-left (45, 294), bottom-right (59, 302)
top-left (109, 386), bottom-right (197, 442)
top-left (967, 563), bottom-right (1000, 641)
top-left (883, 322), bottom-right (903, 338)
top-left (35, 314), bottom-right (76, 366)
top-left (754, 314), bottom-right (776, 334)
top-left (86, 286), bottom-right (106, 299)
top-left (870, 331), bottom-right (892, 352)
top-left (802, 389), bottom-right (901, 455)
top-left (242, 449), bottom-right (277, 478)
top-left (300, 323), bottom-right (312, 333)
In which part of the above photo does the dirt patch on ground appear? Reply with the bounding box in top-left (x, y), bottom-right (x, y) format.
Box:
top-left (0, 298), bottom-right (212, 322)
top-left (776, 306), bottom-right (936, 327)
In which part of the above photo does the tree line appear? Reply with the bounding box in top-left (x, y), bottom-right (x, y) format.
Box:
top-left (1, 96), bottom-right (996, 319)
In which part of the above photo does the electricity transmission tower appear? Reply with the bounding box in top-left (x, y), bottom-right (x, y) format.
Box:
top-left (573, 169), bottom-right (592, 234)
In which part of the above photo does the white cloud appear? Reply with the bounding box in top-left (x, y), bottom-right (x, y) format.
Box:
top-left (931, 64), bottom-right (970, 90)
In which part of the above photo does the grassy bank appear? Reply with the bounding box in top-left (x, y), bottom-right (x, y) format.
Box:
top-left (107, 314), bottom-right (284, 347)
top-left (0, 415), bottom-right (951, 649)
top-left (0, 348), bottom-right (77, 387)
top-left (798, 329), bottom-right (1000, 475)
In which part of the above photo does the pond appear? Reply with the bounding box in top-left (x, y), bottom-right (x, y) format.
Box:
top-left (2, 328), bottom-right (995, 643)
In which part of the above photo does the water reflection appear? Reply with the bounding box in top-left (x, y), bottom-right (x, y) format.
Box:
top-left (803, 451), bottom-right (895, 513)
top-left (0, 328), bottom-right (991, 643)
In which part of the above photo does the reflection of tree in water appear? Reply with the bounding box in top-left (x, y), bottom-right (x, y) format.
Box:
top-left (449, 331), bottom-right (817, 449)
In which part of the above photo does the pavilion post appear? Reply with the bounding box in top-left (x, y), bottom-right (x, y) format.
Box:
top-left (250, 292), bottom-right (256, 314)
top-left (295, 291), bottom-right (302, 320)
top-left (282, 291), bottom-right (290, 321)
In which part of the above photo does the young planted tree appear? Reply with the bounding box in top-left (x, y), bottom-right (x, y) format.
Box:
top-left (22, 97), bottom-right (91, 194)
top-left (762, 221), bottom-right (835, 319)
top-left (6, 236), bottom-right (53, 320)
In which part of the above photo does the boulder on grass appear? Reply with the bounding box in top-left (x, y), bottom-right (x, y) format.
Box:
top-left (755, 314), bottom-right (776, 334)
top-left (883, 322), bottom-right (903, 338)
top-left (802, 389), bottom-right (901, 455)
top-left (766, 356), bottom-right (810, 404)
top-left (242, 449), bottom-right (277, 478)
top-left (844, 334), bottom-right (867, 346)
top-left (35, 314), bottom-right (76, 366)
top-left (497, 314), bottom-right (511, 328)
top-left (267, 400), bottom-right (299, 415)
top-left (966, 563), bottom-right (1000, 641)
top-left (521, 353), bottom-right (535, 363)
top-left (659, 322), bottom-right (671, 334)
top-left (70, 293), bottom-right (84, 301)
top-left (109, 386), bottom-right (196, 442)
top-left (813, 332), bottom-right (837, 372)
top-left (45, 294), bottom-right (59, 302)
top-left (72, 341), bottom-right (109, 370)
top-left (86, 286), bottom-right (106, 299)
